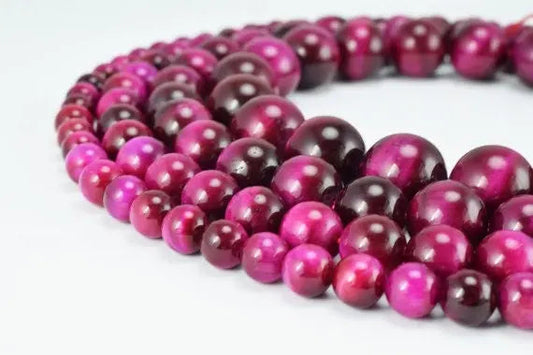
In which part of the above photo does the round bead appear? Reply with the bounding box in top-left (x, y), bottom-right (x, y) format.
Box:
top-left (162, 204), bottom-right (207, 255)
top-left (147, 82), bottom-right (200, 115)
top-left (55, 104), bottom-right (94, 130)
top-left (316, 15), bottom-right (345, 34)
top-left (129, 190), bottom-right (173, 238)
top-left (93, 62), bottom-right (118, 79)
top-left (97, 104), bottom-right (144, 136)
top-left (57, 118), bottom-right (93, 145)
top-left (512, 28), bottom-right (533, 86)
top-left (139, 49), bottom-right (172, 70)
top-left (152, 65), bottom-right (204, 94)
top-left (212, 52), bottom-right (275, 89)
top-left (115, 136), bottom-right (165, 178)
top-left (96, 88), bottom-right (141, 118)
top-left (61, 130), bottom-right (100, 158)
top-left (201, 219), bottom-right (249, 269)
top-left (63, 93), bottom-right (95, 110)
top-left (382, 16), bottom-right (412, 61)
top-left (122, 61), bottom-right (158, 84)
top-left (273, 20), bottom-right (311, 38)
top-left (232, 28), bottom-right (270, 47)
top-left (103, 175), bottom-right (147, 222)
top-left (79, 159), bottom-right (123, 206)
top-left (77, 73), bottom-right (104, 89)
top-left (65, 143), bottom-right (107, 183)
top-left (200, 36), bottom-right (240, 59)
top-left (242, 232), bottom-right (289, 283)
top-left (492, 195), bottom-right (533, 237)
top-left (332, 254), bottom-right (385, 309)
top-left (145, 153), bottom-right (200, 199)
top-left (67, 82), bottom-right (100, 103)
top-left (499, 272), bottom-right (533, 329)
top-left (163, 38), bottom-right (191, 60)
top-left (190, 33), bottom-right (213, 47)
top-left (174, 48), bottom-right (218, 80)
top-left (282, 244), bottom-right (334, 298)
top-left (101, 119), bottom-right (153, 159)
top-left (102, 72), bottom-right (148, 101)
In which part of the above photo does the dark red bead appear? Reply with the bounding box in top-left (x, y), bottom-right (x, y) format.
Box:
top-left (129, 190), bottom-right (173, 238)
top-left (101, 119), bottom-right (153, 158)
top-left (67, 82), bottom-right (100, 103)
top-left (93, 63), bottom-right (118, 79)
top-left (55, 104), bottom-right (94, 130)
top-left (173, 48), bottom-right (218, 80)
top-left (57, 118), bottom-right (93, 145)
top-left (102, 72), bottom-right (148, 101)
top-left (79, 159), bottom-right (123, 206)
top-left (63, 93), bottom-right (95, 111)
top-left (77, 73), bottom-right (105, 89)
top-left (200, 36), bottom-right (240, 59)
top-left (211, 52), bottom-right (275, 90)
top-left (273, 20), bottom-right (310, 38)
top-left (97, 104), bottom-right (144, 136)
top-left (139, 49), bottom-right (172, 70)
top-left (61, 131), bottom-right (100, 158)
top-left (232, 28), bottom-right (270, 47)
top-left (145, 153), bottom-right (200, 199)
top-left (190, 33), bottom-right (213, 47)
top-left (513, 27), bottom-right (533, 86)
top-left (382, 15), bottom-right (411, 62)
top-left (147, 82), bottom-right (201, 116)
top-left (201, 219), bottom-right (249, 269)
top-left (492, 195), bottom-right (533, 237)
top-left (96, 88), bottom-right (142, 118)
top-left (152, 65), bottom-right (204, 95)
top-left (163, 38), bottom-right (191, 60)
top-left (316, 15), bottom-right (345, 34)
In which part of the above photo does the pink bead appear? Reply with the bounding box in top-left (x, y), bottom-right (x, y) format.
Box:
top-left (63, 93), bottom-right (95, 111)
top-left (67, 82), bottom-right (100, 103)
top-left (162, 204), bottom-right (207, 255)
top-left (513, 28), bottom-right (533, 85)
top-left (147, 82), bottom-right (200, 115)
top-left (152, 65), bottom-right (204, 94)
top-left (332, 254), bottom-right (385, 308)
top-left (79, 159), bottom-right (123, 206)
top-left (383, 16), bottom-right (411, 61)
top-left (55, 104), bottom-right (94, 130)
top-left (97, 104), bottom-right (145, 137)
top-left (145, 153), bottom-right (200, 199)
top-left (163, 38), bottom-right (191, 60)
top-left (386, 262), bottom-right (440, 318)
top-left (280, 201), bottom-right (343, 255)
top-left (96, 88), bottom-right (141, 118)
top-left (211, 52), bottom-right (275, 90)
top-left (61, 131), bottom-right (100, 158)
top-left (103, 175), bottom-right (147, 222)
top-left (173, 48), bottom-right (218, 80)
top-left (492, 195), bottom-right (533, 237)
top-left (242, 232), bottom-right (289, 283)
top-left (101, 119), bottom-right (153, 159)
top-left (128, 48), bottom-right (148, 61)
top-left (102, 72), bottom-right (148, 101)
top-left (190, 33), bottom-right (213, 47)
top-left (201, 219), bottom-right (249, 269)
top-left (232, 28), bottom-right (270, 47)
top-left (57, 118), bottom-right (93, 145)
top-left (65, 143), bottom-right (107, 183)
top-left (200, 36), bottom-right (240, 59)
top-left (110, 55), bottom-right (131, 71)
top-left (93, 62), bottom-right (118, 79)
top-left (122, 61), bottom-right (158, 84)
top-left (139, 49), bottom-right (172, 70)
top-left (316, 15), bottom-right (345, 34)
top-left (282, 244), bottom-right (334, 298)
top-left (115, 136), bottom-right (165, 178)
top-left (499, 272), bottom-right (533, 329)
top-left (129, 190), bottom-right (173, 238)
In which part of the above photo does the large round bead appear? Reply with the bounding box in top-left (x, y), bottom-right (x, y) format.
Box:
top-left (492, 195), bottom-right (533, 237)
top-left (173, 48), bottom-right (218, 80)
top-left (65, 143), bottom-right (107, 183)
top-left (200, 36), bottom-right (240, 59)
top-left (162, 205), bottom-right (207, 255)
top-left (512, 28), bottom-right (533, 86)
top-left (499, 272), bottom-right (533, 329)
top-left (101, 119), bottom-right (153, 159)
top-left (211, 52), bottom-right (275, 89)
top-left (97, 104), bottom-right (144, 136)
top-left (129, 190), bottom-right (173, 238)
top-left (61, 131), bottom-right (100, 158)
top-left (103, 175), bottom-right (147, 222)
top-left (152, 65), bottom-right (204, 94)
top-left (316, 15), bottom-right (345, 34)
top-left (102, 72), bottom-right (147, 101)
top-left (201, 219), bottom-right (249, 269)
top-left (57, 118), bottom-right (93, 146)
top-left (96, 88), bottom-right (142, 118)
top-left (242, 232), bottom-right (289, 283)
top-left (79, 159), bottom-right (123, 206)
top-left (147, 82), bottom-right (200, 115)
top-left (144, 153), bottom-right (200, 199)
top-left (115, 136), bottom-right (165, 178)
top-left (122, 61), bottom-right (158, 84)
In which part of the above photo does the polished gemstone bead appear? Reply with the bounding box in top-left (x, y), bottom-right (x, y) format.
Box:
top-left (122, 61), bottom-right (158, 84)
top-left (97, 104), bottom-right (144, 136)
top-left (162, 204), bottom-right (207, 255)
top-left (232, 28), bottom-right (270, 47)
top-left (77, 73), bottom-right (105, 89)
top-left (361, 133), bottom-right (447, 198)
top-left (152, 65), bottom-right (204, 95)
top-left (446, 18), bottom-right (484, 50)
top-left (128, 47), bottom-right (149, 60)
top-left (63, 93), bottom-right (95, 110)
top-left (110, 55), bottom-right (131, 71)
top-left (382, 15), bottom-right (411, 61)
top-left (499, 272), bottom-right (533, 329)
top-left (147, 82), bottom-right (201, 115)
top-left (61, 131), bottom-right (100, 158)
top-left (190, 33), bottom-right (213, 47)
top-left (284, 116), bottom-right (365, 182)
top-left (492, 195), bottom-right (533, 237)
top-left (332, 254), bottom-right (385, 308)
top-left (280, 201), bottom-right (343, 255)
top-left (93, 62), bottom-right (118, 79)
top-left (316, 15), bottom-right (345, 34)
top-left (211, 52), bottom-right (275, 90)
top-left (145, 153), bottom-right (200, 199)
top-left (149, 41), bottom-right (167, 51)
top-left (442, 269), bottom-right (495, 327)
top-left (386, 262), bottom-right (440, 318)
top-left (103, 175), bottom-right (147, 222)
top-left (55, 104), bottom-right (94, 130)
top-left (271, 155), bottom-right (342, 207)
top-left (67, 82), bottom-right (100, 103)
top-left (115, 136), bottom-right (165, 178)
top-left (513, 28), bottom-right (533, 85)
top-left (129, 190), bottom-right (172, 238)
top-left (273, 20), bottom-right (311, 38)
top-left (408, 180), bottom-right (487, 244)
top-left (102, 72), bottom-right (148, 101)
top-left (174, 120), bottom-right (231, 169)
top-left (101, 119), bottom-right (153, 158)
top-left (201, 219), bottom-right (249, 269)
top-left (200, 36), bottom-right (240, 59)
top-left (96, 88), bottom-right (142, 118)
top-left (339, 214), bottom-right (406, 270)
top-left (139, 49), bottom-right (172, 70)
top-left (65, 143), bottom-right (107, 183)
top-left (173, 48), bottom-right (218, 80)
top-left (57, 118), bottom-right (93, 145)
top-left (219, 28), bottom-right (237, 38)
top-left (79, 159), bottom-right (122, 206)
top-left (242, 232), bottom-right (289, 283)
top-left (422, 16), bottom-right (450, 36)
top-left (163, 38), bottom-right (191, 60)
top-left (450, 145), bottom-right (532, 211)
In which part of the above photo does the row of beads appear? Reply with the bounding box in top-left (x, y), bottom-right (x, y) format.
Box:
top-left (56, 15), bottom-right (533, 330)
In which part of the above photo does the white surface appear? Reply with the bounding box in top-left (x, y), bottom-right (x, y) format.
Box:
top-left (2, 0), bottom-right (533, 354)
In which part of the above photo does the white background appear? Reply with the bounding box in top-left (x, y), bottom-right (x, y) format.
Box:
top-left (2, 0), bottom-right (533, 354)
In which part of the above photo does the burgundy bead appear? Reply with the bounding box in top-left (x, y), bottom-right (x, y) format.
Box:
top-left (61, 131), bottom-right (100, 158)
top-left (115, 136), bottom-right (165, 178)
top-left (101, 119), bottom-right (153, 158)
top-left (200, 36), bottom-right (240, 59)
top-left (63, 93), bottom-right (95, 110)
top-left (97, 104), bottom-right (144, 136)
top-left (162, 204), bottom-right (207, 255)
top-left (55, 104), bottom-right (94, 130)
top-left (231, 95), bottom-right (304, 150)
top-left (163, 38), bottom-right (191, 60)
top-left (283, 24), bottom-right (341, 89)
top-left (408, 180), bottom-right (487, 244)
top-left (173, 48), bottom-right (218, 80)
top-left (149, 41), bottom-right (167, 51)
top-left (57, 118), bottom-right (93, 145)
top-left (67, 82), bottom-right (100, 103)
top-left (147, 82), bottom-right (201, 115)
top-left (450, 145), bottom-right (532, 211)
top-left (129, 190), bottom-right (172, 238)
top-left (361, 133), bottom-right (447, 198)
top-left (442, 269), bottom-right (495, 327)
top-left (110, 55), bottom-right (131, 71)
top-left (103, 175), bottom-right (147, 222)
top-left (423, 16), bottom-right (450, 36)
top-left (65, 143), bottom-right (107, 183)
top-left (492, 195), bottom-right (533, 237)
top-left (102, 72), bottom-right (148, 101)
top-left (280, 201), bottom-right (343, 255)
top-left (383, 15), bottom-right (411, 61)
top-left (512, 28), bottom-right (533, 85)
top-left (201, 219), bottom-right (249, 269)
top-left (96, 88), bottom-right (141, 118)
top-left (332, 254), bottom-right (385, 308)
top-left (499, 272), bottom-right (533, 329)
top-left (145, 153), bottom-right (200, 199)
top-left (232, 28), bottom-right (270, 47)
top-left (211, 52), bottom-right (275, 90)
top-left (316, 15), bottom-right (345, 34)
top-left (152, 65), bottom-right (204, 94)
top-left (122, 61), bottom-right (158, 84)
top-left (77, 73), bottom-right (104, 89)
top-left (93, 63), bottom-right (118, 79)
top-left (174, 120), bottom-right (231, 169)
top-left (128, 48), bottom-right (148, 61)
top-left (79, 159), bottom-right (122, 206)
top-left (284, 116), bottom-right (365, 183)
top-left (273, 20), bottom-right (311, 38)
top-left (242, 232), bottom-right (289, 283)
top-left (139, 49), bottom-right (172, 70)
top-left (190, 33), bottom-right (213, 47)
top-left (271, 155), bottom-right (342, 207)
top-left (339, 214), bottom-right (406, 270)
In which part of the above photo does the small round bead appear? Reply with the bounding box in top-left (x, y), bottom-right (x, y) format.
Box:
top-left (102, 72), bottom-right (148, 101)
top-left (152, 65), bottom-right (204, 94)
top-left (145, 153), bottom-right (199, 199)
top-left (61, 131), bottom-right (100, 158)
top-left (129, 190), bottom-right (173, 238)
top-left (67, 82), bottom-right (100, 103)
top-left (57, 118), bottom-right (93, 146)
top-left (282, 244), bottom-right (334, 298)
top-left (122, 61), bottom-right (158, 84)
top-left (280, 201), bottom-right (343, 255)
top-left (96, 88), bottom-right (141, 118)
top-left (386, 262), bottom-right (440, 318)
top-left (79, 159), bottom-right (122, 206)
top-left (512, 28), bottom-right (533, 86)
top-left (174, 120), bottom-right (231, 169)
top-left (339, 214), bottom-right (406, 270)
top-left (103, 175), bottom-right (147, 222)
top-left (147, 82), bottom-right (201, 115)
top-left (174, 48), bottom-right (218, 80)
top-left (139, 49), bottom-right (172, 70)
top-left (63, 93), bottom-right (95, 110)
top-left (211, 52), bottom-right (275, 89)
top-left (55, 104), bottom-right (94, 130)
top-left (271, 155), bottom-right (342, 207)
top-left (450, 145), bottom-right (532, 211)
top-left (200, 36), bottom-right (240, 59)
top-left (65, 143), bottom-right (107, 183)
top-left (97, 104), bottom-right (144, 136)
top-left (163, 38), bottom-right (191, 60)
top-left (232, 28), bottom-right (270, 47)
top-left (93, 62), bottom-right (118, 79)
top-left (242, 232), bottom-right (289, 283)
top-left (77, 73), bottom-right (104, 89)
top-left (476, 230), bottom-right (533, 282)
top-left (332, 254), bottom-right (385, 309)
top-left (499, 272), bottom-right (533, 329)
top-left (201, 219), bottom-right (249, 269)
top-left (162, 205), bottom-right (207, 255)
top-left (101, 119), bottom-right (153, 158)
top-left (283, 24), bottom-right (340, 89)
top-left (492, 195), bottom-right (533, 237)
top-left (316, 15), bottom-right (345, 34)
top-left (115, 136), bottom-right (165, 178)
top-left (442, 269), bottom-right (495, 327)
top-left (361, 133), bottom-right (447, 198)
top-left (284, 116), bottom-right (365, 183)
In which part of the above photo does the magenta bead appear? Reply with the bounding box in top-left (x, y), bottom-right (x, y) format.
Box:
top-left (61, 130), bottom-right (100, 158)
top-left (77, 73), bottom-right (105, 90)
top-left (96, 88), bottom-right (141, 118)
top-left (162, 204), bottom-right (207, 255)
top-left (139, 49), bottom-right (172, 70)
top-left (97, 104), bottom-right (145, 136)
top-left (122, 61), bottom-right (158, 84)
top-left (174, 48), bottom-right (218, 80)
top-left (200, 36), bottom-right (240, 59)
top-left (147, 82), bottom-right (200, 115)
top-left (232, 28), bottom-right (270, 47)
top-left (103, 175), bottom-right (147, 222)
top-left (499, 272), bottom-right (533, 329)
top-left (190, 33), bottom-right (213, 47)
top-left (383, 16), bottom-right (411, 61)
top-left (386, 262), bottom-right (440, 318)
top-left (492, 195), bottom-right (533, 237)
top-left (129, 190), bottom-right (172, 238)
top-left (316, 15), bottom-right (345, 34)
top-left (102, 72), bottom-right (148, 101)
top-left (201, 219), bottom-right (249, 269)
top-left (152, 65), bottom-right (204, 94)
top-left (145, 153), bottom-right (200, 199)
top-left (101, 119), bottom-right (153, 158)
top-left (93, 62), bottom-right (119, 79)
top-left (163, 38), bottom-right (191, 60)
top-left (242, 232), bottom-right (289, 283)
top-left (55, 104), bottom-right (94, 130)
top-left (67, 82), bottom-right (100, 103)
top-left (79, 159), bottom-right (123, 206)
top-left (115, 136), bottom-right (165, 178)
top-left (282, 244), bottom-right (334, 298)
top-left (57, 118), bottom-right (93, 145)
top-left (512, 28), bottom-right (533, 86)
top-left (65, 143), bottom-right (107, 183)
top-left (211, 52), bottom-right (275, 90)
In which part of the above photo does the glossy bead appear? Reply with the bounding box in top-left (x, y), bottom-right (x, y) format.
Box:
top-left (79, 159), bottom-right (123, 206)
top-left (442, 269), bottom-right (495, 327)
top-left (61, 130), bottom-right (100, 158)
top-left (139, 49), bottom-right (172, 70)
top-left (332, 254), bottom-right (385, 308)
top-left (492, 195), bottom-right (533, 237)
top-left (77, 73), bottom-right (104, 89)
top-left (147, 82), bottom-right (200, 115)
top-left (513, 28), bottom-right (533, 85)
top-left (57, 118), bottom-right (93, 145)
top-left (225, 186), bottom-right (285, 234)
top-left (102, 72), bottom-right (148, 101)
top-left (244, 37), bottom-right (301, 96)
top-left (280, 201), bottom-right (343, 255)
top-left (232, 28), bottom-right (270, 47)
top-left (163, 38), bottom-right (191, 60)
top-left (282, 244), bottom-right (334, 298)
top-left (93, 62), bottom-right (118, 79)
top-left (361, 133), bottom-right (447, 198)
top-left (383, 15), bottom-right (411, 61)
top-left (200, 36), bottom-right (240, 59)
top-left (173, 48), bottom-right (218, 80)
top-left (190, 33), bottom-right (213, 47)
top-left (67, 82), bottom-right (100, 103)
top-left (423, 16), bottom-right (450, 37)
top-left (110, 55), bottom-right (131, 71)
top-left (201, 219), bottom-right (249, 269)
top-left (96, 88), bottom-right (141, 118)
top-left (339, 214), bottom-right (406, 270)
top-left (231, 95), bottom-right (304, 150)
top-left (152, 65), bottom-right (204, 94)
top-left (284, 116), bottom-right (365, 183)
top-left (129, 190), bottom-right (172, 238)
top-left (386, 262), bottom-right (440, 318)
top-left (122, 61), bottom-right (158, 84)
top-left (476, 230), bottom-right (533, 282)
top-left (242, 232), bottom-right (289, 283)
top-left (55, 104), bottom-right (94, 130)
top-left (283, 24), bottom-right (340, 89)
top-left (145, 153), bottom-right (200, 199)
top-left (101, 119), bottom-right (153, 158)
top-left (103, 175), bottom-right (147, 222)
top-left (316, 15), bottom-right (345, 34)
top-left (211, 52), bottom-right (275, 90)
top-left (499, 272), bottom-right (533, 329)
top-left (408, 180), bottom-right (487, 244)
top-left (450, 145), bottom-right (532, 211)
top-left (273, 20), bottom-right (310, 38)
top-left (128, 48), bottom-right (149, 60)
top-left (115, 136), bottom-right (165, 178)
top-left (334, 176), bottom-right (407, 226)
top-left (181, 170), bottom-right (239, 220)
top-left (391, 19), bottom-right (445, 77)
top-left (63, 93), bottom-right (95, 110)
top-left (271, 155), bottom-right (342, 207)
top-left (97, 104), bottom-right (144, 136)
top-left (174, 120), bottom-right (231, 169)
top-left (162, 205), bottom-right (207, 254)
top-left (216, 138), bottom-right (279, 187)
top-left (65, 143), bottom-right (107, 183)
